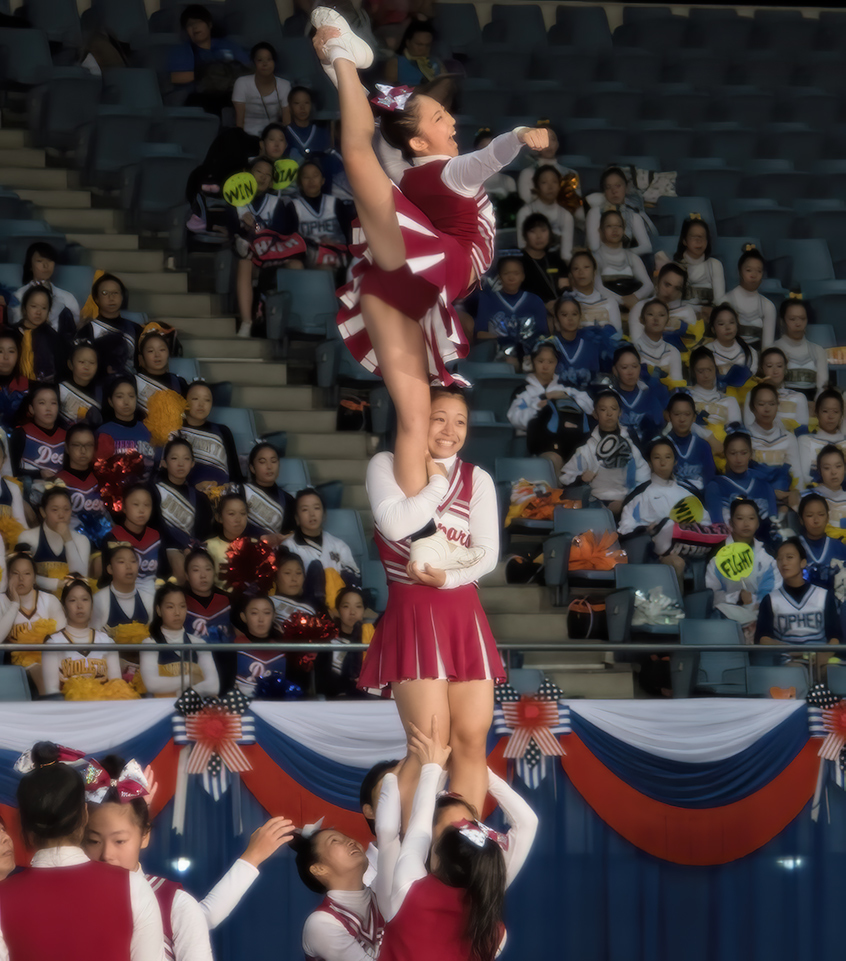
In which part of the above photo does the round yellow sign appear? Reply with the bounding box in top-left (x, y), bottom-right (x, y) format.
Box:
top-left (273, 158), bottom-right (299, 191)
top-left (714, 542), bottom-right (755, 582)
top-left (669, 495), bottom-right (705, 525)
top-left (222, 172), bottom-right (257, 207)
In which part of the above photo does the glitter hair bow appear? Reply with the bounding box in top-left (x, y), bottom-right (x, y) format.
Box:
top-left (371, 84), bottom-right (414, 111)
top-left (13, 745), bottom-right (87, 775)
top-left (83, 758), bottom-right (149, 804)
top-left (454, 818), bottom-right (509, 851)
top-left (300, 816), bottom-right (325, 839)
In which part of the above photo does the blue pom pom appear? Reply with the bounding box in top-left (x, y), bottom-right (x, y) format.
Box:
top-left (255, 672), bottom-right (304, 700)
top-left (75, 511), bottom-right (114, 550)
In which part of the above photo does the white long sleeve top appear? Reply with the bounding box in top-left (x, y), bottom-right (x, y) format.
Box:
top-left (725, 284), bottom-right (777, 349)
top-left (302, 887), bottom-right (382, 961)
top-left (10, 281), bottom-right (80, 328)
top-left (595, 244), bottom-right (654, 300)
top-left (628, 297), bottom-right (697, 342)
top-left (516, 199), bottom-right (574, 261)
top-left (633, 334), bottom-right (683, 383)
top-left (618, 474), bottom-right (710, 536)
top-left (506, 374), bottom-right (594, 432)
top-left (41, 625), bottom-right (121, 695)
top-left (748, 421), bottom-right (801, 488)
top-left (772, 335), bottom-right (829, 396)
top-left (135, 866), bottom-right (213, 961)
top-left (366, 451), bottom-right (499, 589)
top-left (586, 204), bottom-right (652, 257)
top-left (705, 537), bottom-right (781, 609)
top-left (742, 385), bottom-right (809, 433)
top-left (91, 583), bottom-right (155, 632)
top-left (17, 524), bottom-right (90, 593)
top-left (687, 386), bottom-right (743, 433)
top-left (572, 284), bottom-right (622, 333)
top-left (798, 430), bottom-right (846, 489)
top-left (199, 858), bottom-right (260, 929)
top-left (681, 253), bottom-right (726, 306)
top-left (0, 846), bottom-right (165, 961)
top-left (560, 426), bottom-right (650, 502)
top-left (139, 627), bottom-right (219, 697)
top-left (0, 589), bottom-right (65, 642)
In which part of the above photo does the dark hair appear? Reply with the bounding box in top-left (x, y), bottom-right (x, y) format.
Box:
top-left (778, 294), bottom-right (813, 329)
top-left (599, 208), bottom-right (625, 229)
top-left (161, 435), bottom-right (194, 471)
top-left (0, 328), bottom-right (22, 380)
top-left (709, 304), bottom-right (753, 367)
top-left (612, 344), bottom-right (640, 367)
top-left (100, 541), bottom-right (138, 588)
top-left (799, 492), bottom-right (829, 516)
top-left (689, 345), bottom-right (716, 380)
top-left (214, 491), bottom-right (248, 537)
top-left (594, 388), bottom-right (622, 408)
top-left (25, 381), bottom-right (60, 417)
top-left (60, 576), bottom-right (93, 606)
top-left (778, 535), bottom-right (807, 562)
top-left (295, 487), bottom-right (324, 510)
top-left (22, 242), bottom-right (58, 285)
top-left (260, 121), bottom-right (287, 142)
top-left (400, 17), bottom-right (435, 51)
top-left (737, 245), bottom-right (765, 272)
top-left (185, 546), bottom-right (215, 576)
top-left (554, 293), bottom-right (581, 316)
top-left (657, 261), bottom-right (687, 285)
top-left (250, 41), bottom-right (276, 62)
top-left (433, 826), bottom-right (506, 961)
top-left (817, 388), bottom-right (845, 414)
top-left (92, 754), bottom-right (152, 836)
top-left (496, 255), bottom-right (523, 274)
top-left (288, 84), bottom-right (313, 102)
top-left (748, 381), bottom-right (779, 412)
top-left (473, 126), bottom-right (492, 148)
top-left (667, 391), bottom-right (695, 413)
top-left (521, 212), bottom-right (552, 240)
top-left (248, 442), bottom-right (280, 479)
top-left (600, 166), bottom-right (627, 192)
top-left (377, 76), bottom-right (456, 160)
top-left (21, 284), bottom-right (53, 314)
top-left (275, 545), bottom-right (306, 574)
top-left (7, 550), bottom-right (37, 578)
top-left (640, 297), bottom-right (670, 323)
top-left (532, 164), bottom-right (561, 188)
top-left (62, 422), bottom-right (96, 472)
top-left (674, 216), bottom-right (712, 261)
top-left (296, 159), bottom-right (324, 187)
top-left (250, 154), bottom-right (274, 175)
top-left (17, 742), bottom-right (86, 849)
top-left (102, 374), bottom-right (137, 423)
top-left (150, 583), bottom-right (187, 643)
top-left (729, 497), bottom-right (760, 519)
top-left (180, 4), bottom-right (212, 29)
top-left (756, 347), bottom-right (788, 379)
top-left (69, 338), bottom-right (98, 367)
top-left (531, 342), bottom-right (560, 363)
top-left (137, 329), bottom-right (171, 372)
top-left (290, 830), bottom-right (329, 894)
top-left (90, 273), bottom-right (128, 311)
top-left (724, 429), bottom-right (752, 452)
top-left (647, 438), bottom-right (676, 460)
top-left (569, 249), bottom-right (598, 273)
top-left (817, 443), bottom-right (846, 470)
top-left (359, 759), bottom-right (401, 835)
top-left (40, 486), bottom-right (72, 514)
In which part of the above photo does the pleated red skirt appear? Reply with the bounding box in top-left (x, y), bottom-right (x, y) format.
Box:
top-left (358, 583), bottom-right (505, 688)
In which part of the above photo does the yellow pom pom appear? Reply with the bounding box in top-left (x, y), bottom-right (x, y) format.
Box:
top-left (0, 515), bottom-right (25, 552)
top-left (144, 390), bottom-right (188, 447)
top-left (63, 677), bottom-right (140, 701)
top-left (132, 671), bottom-right (147, 696)
top-left (110, 621), bottom-right (150, 646)
top-left (14, 618), bottom-right (57, 645)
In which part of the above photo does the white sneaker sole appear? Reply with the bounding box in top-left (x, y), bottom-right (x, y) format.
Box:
top-left (311, 6), bottom-right (374, 79)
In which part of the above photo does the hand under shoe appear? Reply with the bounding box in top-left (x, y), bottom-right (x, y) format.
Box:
top-left (407, 562), bottom-right (447, 587)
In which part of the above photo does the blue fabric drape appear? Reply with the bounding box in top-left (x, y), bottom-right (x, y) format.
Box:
top-left (568, 705), bottom-right (810, 808)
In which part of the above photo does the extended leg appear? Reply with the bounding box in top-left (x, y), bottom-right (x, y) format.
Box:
top-left (446, 679), bottom-right (494, 817)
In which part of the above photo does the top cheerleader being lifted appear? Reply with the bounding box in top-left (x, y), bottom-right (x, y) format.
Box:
top-left (312, 9), bottom-right (548, 817)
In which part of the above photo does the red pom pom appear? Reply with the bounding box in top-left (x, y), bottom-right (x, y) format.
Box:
top-left (279, 611), bottom-right (337, 674)
top-left (221, 537), bottom-right (277, 594)
top-left (94, 451), bottom-right (146, 514)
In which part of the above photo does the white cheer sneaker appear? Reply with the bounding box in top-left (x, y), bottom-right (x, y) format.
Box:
top-left (409, 529), bottom-right (485, 572)
top-left (311, 6), bottom-right (374, 87)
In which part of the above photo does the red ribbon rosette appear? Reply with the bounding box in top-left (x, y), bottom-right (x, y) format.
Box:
top-left (819, 701), bottom-right (846, 760)
top-left (184, 704), bottom-right (252, 776)
top-left (94, 450), bottom-right (146, 514)
top-left (501, 697), bottom-right (566, 760)
top-left (221, 537), bottom-right (277, 594)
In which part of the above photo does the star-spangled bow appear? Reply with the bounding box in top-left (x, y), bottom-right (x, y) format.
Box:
top-left (494, 679), bottom-right (569, 787)
top-left (174, 688), bottom-right (253, 778)
top-left (454, 818), bottom-right (509, 852)
top-left (371, 84), bottom-right (414, 111)
top-left (83, 758), bottom-right (149, 804)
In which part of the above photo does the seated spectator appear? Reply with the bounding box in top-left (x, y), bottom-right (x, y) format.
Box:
top-left (705, 498), bottom-right (780, 630)
top-left (109, 484), bottom-right (163, 587)
top-left (742, 347), bottom-right (808, 433)
top-left (232, 42), bottom-right (292, 139)
top-left (567, 250), bottom-right (622, 333)
top-left (586, 167), bottom-right (652, 257)
top-left (77, 273), bottom-right (141, 376)
top-left (55, 423), bottom-right (110, 544)
top-left (516, 166), bottom-right (574, 262)
top-left (383, 20), bottom-right (443, 86)
top-left (725, 245), bottom-right (776, 351)
top-left (772, 297), bottom-right (829, 404)
top-left (17, 487), bottom-right (91, 594)
top-left (705, 429), bottom-right (778, 525)
top-left (507, 343), bottom-right (592, 475)
top-left (798, 492), bottom-right (846, 592)
top-left (271, 548), bottom-right (318, 629)
top-left (91, 542), bottom-right (154, 634)
top-left (703, 304), bottom-right (757, 392)
top-left (520, 213), bottom-right (567, 312)
top-left (0, 329), bottom-right (31, 435)
top-left (798, 388), bottom-right (846, 488)
top-left (256, 122), bottom-right (300, 197)
top-left (633, 299), bottom-right (683, 385)
top-left (10, 383), bottom-right (65, 481)
top-left (95, 375), bottom-right (155, 470)
top-left (662, 392), bottom-right (716, 492)
top-left (13, 286), bottom-right (65, 383)
top-left (674, 216), bottom-right (725, 315)
top-left (135, 324), bottom-right (186, 415)
top-left (755, 538), bottom-right (838, 673)
top-left (9, 242), bottom-right (79, 339)
top-left (610, 345), bottom-right (667, 445)
top-left (289, 160), bottom-right (354, 271)
top-left (549, 295), bottom-right (602, 390)
top-left (316, 587), bottom-right (373, 699)
top-left (0, 431), bottom-right (26, 531)
top-left (687, 347), bottom-right (742, 447)
top-left (473, 257), bottom-right (548, 364)
top-left (618, 438), bottom-right (711, 589)
top-left (475, 127), bottom-right (518, 205)
top-left (560, 389), bottom-right (649, 518)
top-left (244, 442), bottom-right (295, 541)
top-left (284, 86), bottom-right (332, 164)
top-left (184, 545), bottom-right (234, 687)
top-left (627, 262), bottom-right (696, 351)
top-left (809, 445), bottom-right (846, 529)
top-left (181, 381), bottom-right (243, 487)
top-left (594, 209), bottom-right (653, 309)
top-left (517, 124), bottom-right (567, 203)
top-left (59, 340), bottom-right (102, 429)
top-left (747, 382), bottom-right (800, 501)
top-left (204, 492), bottom-right (251, 588)
top-left (235, 593), bottom-right (287, 698)
top-left (140, 583), bottom-right (220, 698)
top-left (169, 4), bottom-right (250, 116)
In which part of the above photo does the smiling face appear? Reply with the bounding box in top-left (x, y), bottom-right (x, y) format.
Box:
top-left (242, 596), bottom-right (275, 638)
top-left (428, 394), bottom-right (468, 459)
top-left (29, 388), bottom-right (58, 429)
top-left (184, 383), bottom-right (213, 426)
top-left (110, 383), bottom-right (137, 422)
top-left (800, 498), bottom-right (829, 539)
top-left (64, 584), bottom-right (93, 628)
top-left (310, 829), bottom-right (367, 889)
top-left (157, 590), bottom-right (187, 632)
top-left (819, 452), bottom-right (845, 491)
top-left (296, 493), bottom-right (324, 537)
top-left (408, 95), bottom-right (458, 158)
top-left (276, 558), bottom-right (304, 597)
top-left (186, 555), bottom-right (215, 596)
top-left (731, 503), bottom-right (760, 542)
top-left (23, 290), bottom-right (50, 329)
top-left (83, 802), bottom-right (147, 872)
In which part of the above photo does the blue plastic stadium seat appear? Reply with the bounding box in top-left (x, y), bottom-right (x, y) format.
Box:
top-left (692, 17), bottom-right (752, 53)
top-left (0, 26), bottom-right (53, 86)
top-left (802, 210), bottom-right (846, 246)
top-left (751, 12), bottom-right (819, 51)
top-left (660, 53), bottom-right (730, 90)
top-left (23, 0), bottom-right (82, 47)
top-left (277, 458), bottom-right (311, 494)
top-left (210, 406), bottom-right (261, 460)
top-left (613, 17), bottom-right (688, 54)
top-left (769, 240), bottom-right (835, 289)
top-left (710, 87), bottom-right (776, 127)
top-left (455, 363), bottom-right (524, 422)
top-left (128, 154), bottom-right (196, 232)
top-left (563, 122), bottom-right (627, 161)
top-left (757, 124), bottom-right (825, 170)
top-left (101, 67), bottom-right (162, 111)
top-left (169, 357), bottom-right (200, 382)
top-left (552, 6), bottom-right (611, 48)
top-left (322, 509), bottom-right (367, 572)
top-left (29, 73), bottom-right (101, 152)
top-left (433, 3), bottom-right (481, 56)
top-left (495, 457), bottom-right (557, 488)
top-left (731, 52), bottom-right (789, 90)
top-left (652, 196), bottom-right (716, 239)
top-left (720, 206), bottom-right (795, 243)
top-left (484, 3), bottom-right (546, 49)
top-left (269, 270), bottom-right (338, 342)
top-left (89, 0), bottom-right (148, 43)
top-left (827, 664), bottom-right (846, 696)
top-left (601, 49), bottom-right (661, 87)
top-left (223, 0), bottom-right (281, 45)
top-left (539, 49), bottom-right (600, 87)
top-left (459, 425), bottom-right (515, 475)
top-left (647, 85), bottom-right (711, 126)
top-left (633, 126), bottom-right (694, 166)
top-left (677, 168), bottom-right (743, 202)
top-left (0, 666), bottom-right (31, 702)
top-left (159, 109), bottom-right (221, 163)
top-left (738, 171), bottom-right (811, 207)
top-left (576, 84), bottom-right (643, 128)
top-left (51, 265), bottom-right (96, 310)
top-left (615, 564), bottom-right (683, 635)
top-left (679, 619), bottom-right (748, 696)
top-left (78, 109), bottom-right (154, 189)
top-left (697, 124), bottom-right (758, 165)
top-left (746, 665), bottom-right (810, 699)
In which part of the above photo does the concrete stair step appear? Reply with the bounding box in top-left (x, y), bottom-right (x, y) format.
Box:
top-left (0, 148), bottom-right (45, 168)
top-left (66, 232), bottom-right (138, 250)
top-left (287, 432), bottom-right (370, 459)
top-left (521, 651), bottom-right (608, 670)
top-left (340, 483), bottom-right (369, 511)
top-left (256, 409), bottom-right (337, 432)
top-left (307, 458), bottom-right (367, 485)
top-left (0, 131), bottom-right (28, 148)
top-left (478, 562), bottom-right (509, 588)
top-left (40, 207), bottom-right (122, 231)
top-left (0, 166), bottom-right (67, 188)
top-left (190, 338), bottom-right (272, 360)
top-left (479, 585), bottom-right (554, 614)
top-left (232, 385), bottom-right (318, 411)
top-left (133, 291), bottom-right (218, 316)
top-left (549, 667), bottom-right (634, 699)
top-left (161, 317), bottom-right (234, 338)
top-left (487, 612), bottom-right (565, 642)
top-left (199, 359), bottom-right (286, 385)
top-left (18, 188), bottom-right (88, 207)
top-left (117, 271), bottom-right (187, 293)
top-left (78, 248), bottom-right (164, 272)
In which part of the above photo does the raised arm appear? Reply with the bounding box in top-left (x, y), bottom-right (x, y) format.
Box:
top-left (442, 128), bottom-right (545, 199)
top-left (373, 771), bottom-right (403, 919)
top-left (486, 768), bottom-right (538, 888)
top-left (367, 452), bottom-right (448, 541)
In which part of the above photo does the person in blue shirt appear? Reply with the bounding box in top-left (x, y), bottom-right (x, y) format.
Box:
top-left (705, 429), bottom-right (778, 525)
top-left (610, 344), bottom-right (667, 448)
top-left (550, 295), bottom-right (606, 389)
top-left (798, 492), bottom-right (846, 597)
top-left (664, 391), bottom-right (716, 493)
top-left (473, 257), bottom-right (548, 367)
top-left (284, 86), bottom-right (332, 164)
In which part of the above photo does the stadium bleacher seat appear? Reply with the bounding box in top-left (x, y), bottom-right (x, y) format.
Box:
top-left (758, 124), bottom-right (825, 169)
top-left (677, 619), bottom-right (748, 696)
top-left (697, 124), bottom-right (758, 165)
top-left (267, 270), bottom-right (338, 349)
top-left (613, 16), bottom-right (688, 53)
top-left (615, 564), bottom-right (683, 635)
top-left (752, 10), bottom-right (819, 51)
top-left (28, 73), bottom-right (101, 152)
top-left (576, 84), bottom-right (643, 127)
top-left (102, 68), bottom-right (163, 112)
top-left (633, 125), bottom-right (694, 166)
top-left (651, 196), bottom-right (716, 238)
top-left (660, 53), bottom-right (730, 90)
top-left (125, 153), bottom-right (196, 232)
top-left (739, 171), bottom-right (810, 207)
top-left (323, 509), bottom-right (367, 574)
top-left (552, 5), bottom-right (611, 49)
top-left (563, 121), bottom-right (627, 161)
top-left (23, 0), bottom-right (82, 48)
top-left (602, 49), bottom-right (662, 87)
top-left (769, 240), bottom-right (835, 288)
top-left (647, 85), bottom-right (710, 126)
top-left (459, 418), bottom-right (515, 476)
top-left (678, 167), bottom-right (743, 202)
top-left (87, 0), bottom-right (149, 44)
top-left (552, 507), bottom-right (619, 587)
top-left (692, 14), bottom-right (753, 54)
top-left (827, 664), bottom-right (846, 697)
top-left (433, 3), bottom-right (481, 56)
top-left (51, 265), bottom-right (95, 309)
top-left (277, 458), bottom-right (311, 494)
top-left (210, 407), bottom-right (261, 463)
top-left (483, 4), bottom-right (547, 49)
top-left (0, 666), bottom-right (31, 702)
top-left (746, 665), bottom-right (810, 699)
top-left (223, 0), bottom-right (282, 45)
top-left (0, 26), bottom-right (54, 87)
